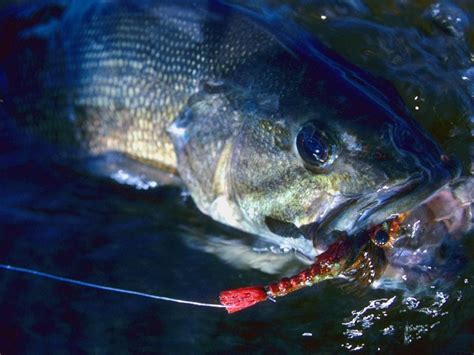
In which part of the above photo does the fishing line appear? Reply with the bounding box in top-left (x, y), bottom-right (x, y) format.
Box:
top-left (0, 264), bottom-right (226, 309)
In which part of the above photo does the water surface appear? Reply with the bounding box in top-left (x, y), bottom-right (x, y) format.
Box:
top-left (0, 0), bottom-right (473, 353)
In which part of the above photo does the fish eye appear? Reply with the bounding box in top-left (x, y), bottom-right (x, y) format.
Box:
top-left (296, 121), bottom-right (335, 170)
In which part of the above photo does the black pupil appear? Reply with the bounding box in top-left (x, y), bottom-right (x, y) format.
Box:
top-left (374, 230), bottom-right (389, 246)
top-left (297, 124), bottom-right (329, 165)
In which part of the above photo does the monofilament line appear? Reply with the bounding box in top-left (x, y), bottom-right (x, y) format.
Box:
top-left (0, 264), bottom-right (226, 309)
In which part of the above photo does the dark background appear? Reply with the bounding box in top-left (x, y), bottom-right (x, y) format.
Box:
top-left (0, 0), bottom-right (473, 353)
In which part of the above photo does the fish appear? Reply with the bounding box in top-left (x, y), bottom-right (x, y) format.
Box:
top-left (0, 0), bottom-right (470, 311)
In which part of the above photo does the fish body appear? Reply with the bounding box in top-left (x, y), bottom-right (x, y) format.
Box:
top-left (3, 1), bottom-right (288, 170)
top-left (0, 1), bottom-right (464, 284)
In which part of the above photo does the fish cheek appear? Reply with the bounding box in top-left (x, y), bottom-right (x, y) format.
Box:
top-left (168, 91), bottom-right (243, 216)
top-left (230, 119), bottom-right (297, 222)
top-left (231, 118), bottom-right (334, 231)
top-left (256, 119), bottom-right (292, 151)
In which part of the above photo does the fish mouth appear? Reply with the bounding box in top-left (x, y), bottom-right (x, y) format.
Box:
top-left (309, 168), bottom-right (464, 288)
top-left (315, 170), bottom-right (451, 240)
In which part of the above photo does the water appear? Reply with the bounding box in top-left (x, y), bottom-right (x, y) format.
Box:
top-left (0, 0), bottom-right (473, 353)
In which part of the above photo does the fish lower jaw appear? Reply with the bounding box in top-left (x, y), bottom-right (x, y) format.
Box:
top-left (259, 231), bottom-right (317, 261)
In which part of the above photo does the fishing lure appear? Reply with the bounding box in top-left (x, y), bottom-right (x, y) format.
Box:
top-left (0, 216), bottom-right (405, 314)
top-left (220, 215), bottom-right (406, 313)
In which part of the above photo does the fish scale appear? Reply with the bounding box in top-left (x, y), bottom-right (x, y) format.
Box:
top-left (4, 3), bottom-right (276, 170)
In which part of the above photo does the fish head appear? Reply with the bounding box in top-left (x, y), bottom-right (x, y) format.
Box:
top-left (170, 77), bottom-right (460, 264)
top-left (228, 93), bottom-right (460, 253)
top-left (166, 5), bottom-right (464, 291)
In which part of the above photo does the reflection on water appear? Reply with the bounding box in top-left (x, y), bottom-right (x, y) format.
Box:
top-left (0, 0), bottom-right (473, 353)
top-left (341, 289), bottom-right (463, 351)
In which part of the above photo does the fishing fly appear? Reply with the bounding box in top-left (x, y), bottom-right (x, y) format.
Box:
top-left (0, 215), bottom-right (407, 314)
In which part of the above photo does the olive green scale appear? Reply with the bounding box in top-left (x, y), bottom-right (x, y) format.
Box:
top-left (9, 4), bottom-right (275, 171)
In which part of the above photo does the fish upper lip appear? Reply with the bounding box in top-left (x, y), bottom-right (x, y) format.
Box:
top-left (315, 171), bottom-right (442, 238)
top-left (357, 153), bottom-right (462, 235)
top-left (353, 172), bottom-right (424, 228)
